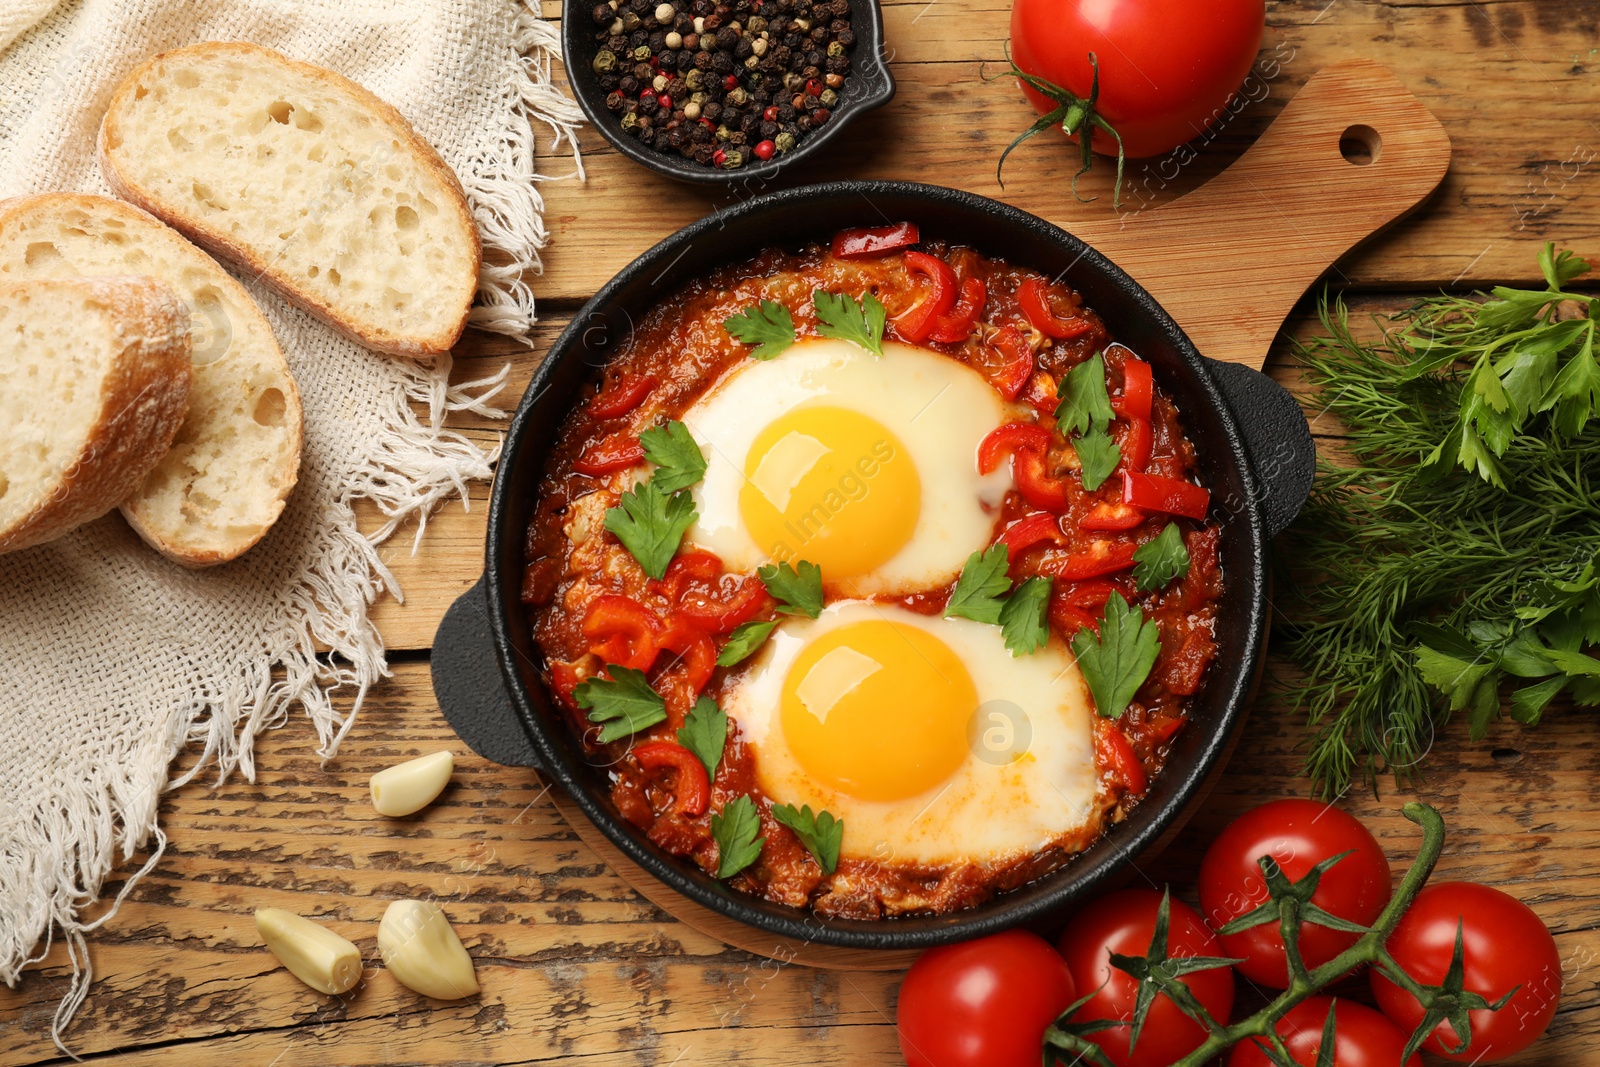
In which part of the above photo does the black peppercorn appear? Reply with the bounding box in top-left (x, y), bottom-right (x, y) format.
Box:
top-left (712, 52), bottom-right (734, 73)
top-left (658, 50), bottom-right (679, 71)
top-left (759, 119), bottom-right (779, 139)
top-left (777, 103), bottom-right (796, 122)
top-left (692, 122), bottom-right (714, 143)
top-left (735, 37), bottom-right (754, 59)
top-left (836, 27), bottom-right (854, 46)
top-left (608, 33), bottom-right (628, 51)
top-left (599, 72), bottom-right (621, 90)
top-left (715, 26), bottom-right (738, 49)
top-left (630, 0), bottom-right (650, 12)
top-left (830, 0), bottom-right (848, 14)
top-left (592, 2), bottom-right (613, 23)
top-left (702, 100), bottom-right (723, 121)
top-left (693, 49), bottom-right (713, 69)
top-left (795, 114), bottom-right (812, 131)
top-left (825, 54), bottom-right (849, 74)
top-left (605, 90), bottom-right (627, 110)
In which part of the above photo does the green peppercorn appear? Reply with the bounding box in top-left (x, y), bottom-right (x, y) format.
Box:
top-left (727, 87), bottom-right (749, 106)
top-left (721, 148), bottom-right (745, 169)
top-left (716, 124), bottom-right (732, 141)
top-left (685, 68), bottom-right (705, 90)
top-left (774, 131), bottom-right (797, 153)
top-left (592, 49), bottom-right (619, 73)
top-left (827, 40), bottom-right (845, 57)
top-left (632, 44), bottom-right (652, 61)
top-left (620, 111), bottom-right (641, 131)
top-left (819, 88), bottom-right (838, 108)
top-left (747, 15), bottom-right (767, 32)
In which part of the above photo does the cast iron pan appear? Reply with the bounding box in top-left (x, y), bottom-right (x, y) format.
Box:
top-left (562, 0), bottom-right (895, 187)
top-left (431, 180), bottom-right (1315, 949)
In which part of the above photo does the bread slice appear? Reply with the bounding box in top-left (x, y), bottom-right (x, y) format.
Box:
top-left (98, 41), bottom-right (482, 359)
top-left (0, 276), bottom-right (192, 556)
top-left (0, 194), bottom-right (304, 567)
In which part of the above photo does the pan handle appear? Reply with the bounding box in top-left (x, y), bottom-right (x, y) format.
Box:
top-left (1202, 358), bottom-right (1316, 540)
top-left (431, 576), bottom-right (542, 768)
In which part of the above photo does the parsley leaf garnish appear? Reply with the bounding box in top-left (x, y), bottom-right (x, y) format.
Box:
top-left (770, 803), bottom-right (843, 875)
top-left (813, 290), bottom-right (886, 357)
top-left (639, 420), bottom-right (707, 494)
top-left (676, 696), bottom-right (728, 778)
top-left (1056, 353), bottom-right (1115, 437)
top-left (945, 545), bottom-right (1013, 625)
top-left (1070, 592), bottom-right (1163, 719)
top-left (1075, 428), bottom-right (1121, 491)
top-left (999, 576), bottom-right (1053, 656)
top-left (711, 794), bottom-right (765, 878)
top-left (759, 560), bottom-right (824, 618)
top-left (723, 299), bottom-right (796, 361)
top-left (604, 479), bottom-right (698, 580)
top-left (1133, 523), bottom-right (1191, 592)
top-left (716, 619), bottom-right (778, 666)
top-left (573, 666), bottom-right (668, 743)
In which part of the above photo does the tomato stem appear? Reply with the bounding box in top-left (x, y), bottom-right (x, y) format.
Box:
top-left (1042, 803), bottom-right (1512, 1066)
top-left (991, 44), bottom-right (1128, 209)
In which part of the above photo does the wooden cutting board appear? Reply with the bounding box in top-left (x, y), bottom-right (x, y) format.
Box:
top-left (538, 57), bottom-right (1452, 971)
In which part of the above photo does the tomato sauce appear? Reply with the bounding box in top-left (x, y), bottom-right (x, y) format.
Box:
top-left (521, 238), bottom-right (1223, 919)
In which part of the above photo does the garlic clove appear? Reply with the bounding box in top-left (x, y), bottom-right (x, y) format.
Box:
top-left (369, 750), bottom-right (454, 817)
top-left (377, 899), bottom-right (480, 1000)
top-left (255, 908), bottom-right (363, 995)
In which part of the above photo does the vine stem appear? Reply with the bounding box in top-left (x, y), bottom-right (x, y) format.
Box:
top-left (1161, 803), bottom-right (1447, 1067)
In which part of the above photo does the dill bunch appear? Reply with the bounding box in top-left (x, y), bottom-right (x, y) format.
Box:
top-left (1277, 252), bottom-right (1600, 798)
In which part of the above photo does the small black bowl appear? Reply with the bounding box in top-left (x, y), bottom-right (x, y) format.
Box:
top-left (433, 182), bottom-right (1316, 950)
top-left (561, 0), bottom-right (895, 186)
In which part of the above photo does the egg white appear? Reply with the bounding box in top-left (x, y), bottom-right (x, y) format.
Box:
top-left (723, 602), bottom-right (1099, 867)
top-left (681, 338), bottom-right (1012, 595)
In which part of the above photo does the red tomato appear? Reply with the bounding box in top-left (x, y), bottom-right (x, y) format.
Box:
top-left (1009, 0), bottom-right (1266, 159)
top-left (1057, 889), bottom-right (1235, 1067)
top-left (1199, 800), bottom-right (1392, 988)
top-left (1371, 882), bottom-right (1561, 1061)
top-left (1226, 997), bottom-right (1422, 1067)
top-left (896, 930), bottom-right (1077, 1067)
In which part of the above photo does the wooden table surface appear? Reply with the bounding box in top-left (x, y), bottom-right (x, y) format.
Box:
top-left (5, 1), bottom-right (1600, 1063)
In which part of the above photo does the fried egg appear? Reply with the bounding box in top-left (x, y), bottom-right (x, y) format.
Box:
top-left (722, 601), bottom-right (1098, 866)
top-left (682, 338), bottom-right (1011, 596)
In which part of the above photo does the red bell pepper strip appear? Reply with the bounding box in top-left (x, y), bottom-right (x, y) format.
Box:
top-left (1079, 501), bottom-right (1145, 532)
top-left (830, 222), bottom-right (920, 260)
top-left (582, 595), bottom-right (663, 671)
top-left (656, 618), bottom-right (717, 696)
top-left (988, 325), bottom-right (1035, 400)
top-left (1016, 278), bottom-right (1094, 340)
top-left (1049, 579), bottom-right (1117, 634)
top-left (631, 740), bottom-right (711, 817)
top-left (1013, 447), bottom-right (1071, 512)
top-left (1147, 714), bottom-right (1187, 746)
top-left (996, 512), bottom-right (1062, 561)
top-left (977, 423), bottom-right (1053, 474)
top-left (895, 251), bottom-right (959, 343)
top-left (1122, 471), bottom-right (1211, 520)
top-left (1159, 630), bottom-right (1216, 697)
top-left (548, 660), bottom-right (586, 709)
top-left (1114, 353), bottom-right (1153, 421)
top-left (650, 549), bottom-right (724, 602)
top-left (677, 576), bottom-right (774, 635)
top-left (1118, 417), bottom-right (1153, 474)
top-left (1047, 540), bottom-right (1138, 581)
top-left (573, 432), bottom-right (645, 476)
top-left (927, 277), bottom-right (987, 344)
top-left (1094, 719), bottom-right (1148, 796)
top-left (589, 372), bottom-right (658, 419)
top-left (1180, 528), bottom-right (1221, 612)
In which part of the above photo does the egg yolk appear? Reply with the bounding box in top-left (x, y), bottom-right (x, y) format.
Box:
top-left (779, 620), bottom-right (977, 802)
top-left (739, 405), bottom-right (920, 580)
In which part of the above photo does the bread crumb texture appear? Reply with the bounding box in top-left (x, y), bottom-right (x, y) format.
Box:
top-left (0, 194), bottom-right (303, 566)
top-left (101, 42), bottom-right (481, 357)
top-left (0, 276), bottom-right (192, 554)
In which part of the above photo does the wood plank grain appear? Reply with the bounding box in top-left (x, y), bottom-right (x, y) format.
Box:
top-left (3, 661), bottom-right (1596, 1064)
top-left (533, 0), bottom-right (1600, 302)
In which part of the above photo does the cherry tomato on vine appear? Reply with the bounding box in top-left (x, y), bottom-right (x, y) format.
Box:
top-left (1226, 997), bottom-right (1422, 1067)
top-left (1199, 799), bottom-right (1392, 988)
top-left (1008, 0), bottom-right (1266, 159)
top-left (1056, 889), bottom-right (1235, 1067)
top-left (1371, 882), bottom-right (1561, 1062)
top-left (896, 930), bottom-right (1078, 1067)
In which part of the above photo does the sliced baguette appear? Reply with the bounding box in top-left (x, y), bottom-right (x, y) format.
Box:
top-left (99, 41), bottom-right (482, 359)
top-left (0, 276), bottom-right (192, 556)
top-left (0, 194), bottom-right (304, 567)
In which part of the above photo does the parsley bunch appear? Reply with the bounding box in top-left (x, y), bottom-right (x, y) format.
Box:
top-left (1280, 244), bottom-right (1600, 797)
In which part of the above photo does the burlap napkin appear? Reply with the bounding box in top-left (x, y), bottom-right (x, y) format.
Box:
top-left (0, 0), bottom-right (581, 1049)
